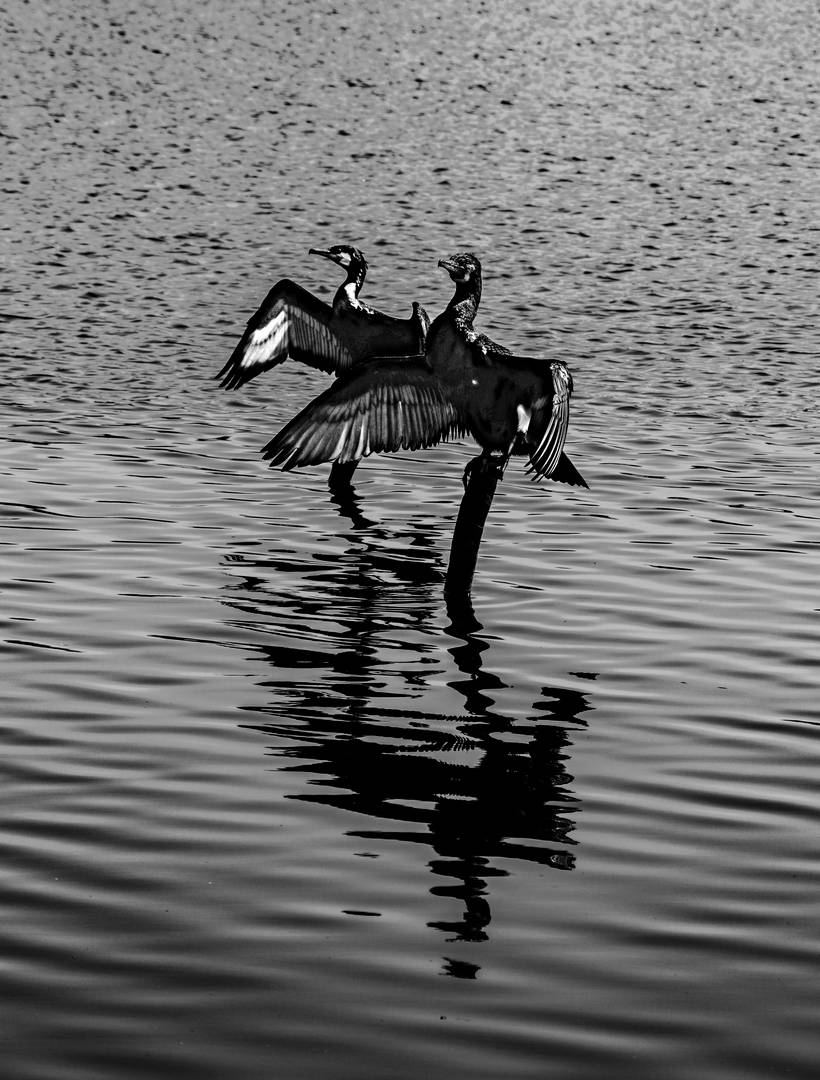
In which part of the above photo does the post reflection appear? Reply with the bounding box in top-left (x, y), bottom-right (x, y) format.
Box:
top-left (222, 495), bottom-right (594, 976)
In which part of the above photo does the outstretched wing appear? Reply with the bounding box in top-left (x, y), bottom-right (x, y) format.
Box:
top-left (217, 279), bottom-right (354, 389)
top-left (485, 353), bottom-right (585, 486)
top-left (262, 357), bottom-right (461, 470)
top-left (525, 362), bottom-right (573, 480)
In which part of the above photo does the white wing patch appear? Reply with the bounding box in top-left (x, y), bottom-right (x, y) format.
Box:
top-left (218, 283), bottom-right (353, 389)
top-left (245, 310), bottom-right (288, 368)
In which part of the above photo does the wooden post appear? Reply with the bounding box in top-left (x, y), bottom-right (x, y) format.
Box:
top-left (444, 454), bottom-right (503, 610)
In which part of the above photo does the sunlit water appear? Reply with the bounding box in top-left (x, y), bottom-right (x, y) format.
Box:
top-left (2, 1), bottom-right (819, 1077)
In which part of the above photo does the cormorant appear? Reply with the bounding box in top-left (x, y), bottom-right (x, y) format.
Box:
top-left (217, 245), bottom-right (429, 390)
top-left (262, 252), bottom-right (587, 489)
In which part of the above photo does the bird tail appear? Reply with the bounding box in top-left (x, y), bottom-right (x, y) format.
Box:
top-left (412, 302), bottom-right (431, 343)
top-left (551, 452), bottom-right (588, 488)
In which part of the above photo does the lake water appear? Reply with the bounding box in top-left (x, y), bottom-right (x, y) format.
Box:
top-left (2, 1), bottom-right (819, 1077)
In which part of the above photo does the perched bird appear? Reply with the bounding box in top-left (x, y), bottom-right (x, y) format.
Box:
top-left (262, 252), bottom-right (587, 489)
top-left (424, 253), bottom-right (587, 486)
top-left (217, 245), bottom-right (429, 391)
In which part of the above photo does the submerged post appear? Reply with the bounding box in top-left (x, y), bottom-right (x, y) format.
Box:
top-left (444, 454), bottom-right (503, 605)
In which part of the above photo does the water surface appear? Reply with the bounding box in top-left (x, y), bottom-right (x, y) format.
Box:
top-left (2, 1), bottom-right (820, 1077)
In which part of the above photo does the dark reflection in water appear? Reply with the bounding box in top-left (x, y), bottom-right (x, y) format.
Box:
top-left (327, 472), bottom-right (379, 532)
top-left (222, 505), bottom-right (593, 970)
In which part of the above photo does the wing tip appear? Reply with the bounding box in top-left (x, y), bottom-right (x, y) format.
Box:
top-left (527, 452), bottom-right (588, 488)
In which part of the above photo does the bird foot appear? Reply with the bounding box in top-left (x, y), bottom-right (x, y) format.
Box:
top-left (461, 452), bottom-right (504, 490)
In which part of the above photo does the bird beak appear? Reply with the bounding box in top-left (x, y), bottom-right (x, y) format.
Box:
top-left (437, 258), bottom-right (457, 275)
top-left (309, 248), bottom-right (338, 263)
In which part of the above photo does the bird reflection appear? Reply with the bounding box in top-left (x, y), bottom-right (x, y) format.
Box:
top-left (327, 468), bottom-right (377, 531)
top-left (327, 448), bottom-right (502, 595)
top-left (221, 504), bottom-right (594, 975)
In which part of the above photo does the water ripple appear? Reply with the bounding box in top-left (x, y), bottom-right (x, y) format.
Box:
top-left (3, 0), bottom-right (820, 1077)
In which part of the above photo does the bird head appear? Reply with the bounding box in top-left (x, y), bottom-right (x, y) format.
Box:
top-left (437, 252), bottom-right (481, 283)
top-left (309, 245), bottom-right (368, 273)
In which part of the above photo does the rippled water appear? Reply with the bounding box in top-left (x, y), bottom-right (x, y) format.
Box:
top-left (3, 1), bottom-right (820, 1077)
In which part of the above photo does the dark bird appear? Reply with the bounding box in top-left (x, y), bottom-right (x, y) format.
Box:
top-left (217, 245), bottom-right (429, 391)
top-left (263, 252), bottom-right (587, 489)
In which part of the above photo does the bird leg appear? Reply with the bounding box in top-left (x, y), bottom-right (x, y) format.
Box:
top-left (329, 460), bottom-right (359, 489)
top-left (499, 442), bottom-right (517, 478)
top-left (461, 451), bottom-right (505, 491)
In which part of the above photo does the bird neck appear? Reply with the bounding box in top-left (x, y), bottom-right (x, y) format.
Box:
top-left (346, 261), bottom-right (366, 297)
top-left (334, 261), bottom-right (366, 307)
top-left (448, 272), bottom-right (482, 327)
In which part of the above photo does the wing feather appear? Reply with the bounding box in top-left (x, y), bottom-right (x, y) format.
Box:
top-left (482, 350), bottom-right (582, 484)
top-left (217, 279), bottom-right (354, 389)
top-left (261, 358), bottom-right (460, 470)
top-left (523, 362), bottom-right (573, 480)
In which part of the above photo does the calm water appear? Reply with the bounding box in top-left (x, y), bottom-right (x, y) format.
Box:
top-left (3, 1), bottom-right (820, 1077)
